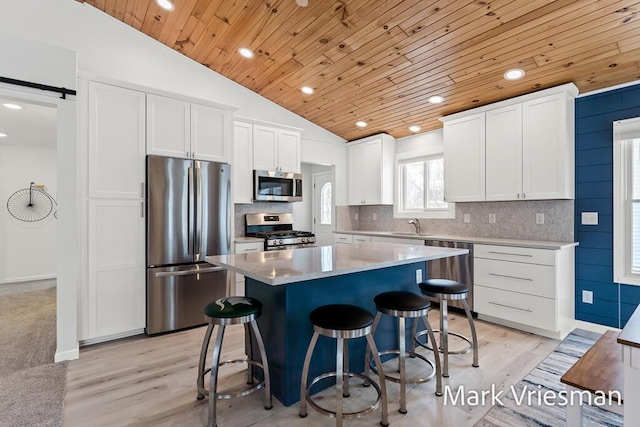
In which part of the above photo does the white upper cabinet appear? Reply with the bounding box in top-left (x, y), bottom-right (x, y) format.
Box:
top-left (442, 83), bottom-right (577, 202)
top-left (522, 93), bottom-right (575, 200)
top-left (233, 121), bottom-right (254, 204)
top-left (88, 81), bottom-right (146, 199)
top-left (347, 134), bottom-right (395, 205)
top-left (485, 104), bottom-right (522, 201)
top-left (252, 124), bottom-right (301, 173)
top-left (147, 94), bottom-right (231, 163)
top-left (443, 113), bottom-right (486, 202)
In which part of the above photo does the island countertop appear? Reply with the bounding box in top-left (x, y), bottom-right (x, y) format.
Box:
top-left (206, 242), bottom-right (468, 286)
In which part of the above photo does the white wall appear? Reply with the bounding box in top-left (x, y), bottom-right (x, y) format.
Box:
top-left (395, 128), bottom-right (444, 154)
top-left (293, 163), bottom-right (313, 232)
top-left (0, 145), bottom-right (57, 283)
top-left (301, 138), bottom-right (347, 205)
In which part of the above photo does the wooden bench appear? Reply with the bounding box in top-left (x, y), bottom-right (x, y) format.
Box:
top-left (560, 330), bottom-right (624, 426)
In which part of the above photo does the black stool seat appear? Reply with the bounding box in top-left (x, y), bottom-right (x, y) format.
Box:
top-left (374, 291), bottom-right (431, 312)
top-left (204, 296), bottom-right (262, 319)
top-left (419, 279), bottom-right (468, 295)
top-left (310, 304), bottom-right (374, 331)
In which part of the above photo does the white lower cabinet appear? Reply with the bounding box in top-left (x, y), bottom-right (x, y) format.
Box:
top-left (334, 234), bottom-right (354, 245)
top-left (474, 244), bottom-right (575, 339)
top-left (233, 241), bottom-right (264, 296)
top-left (86, 199), bottom-right (145, 340)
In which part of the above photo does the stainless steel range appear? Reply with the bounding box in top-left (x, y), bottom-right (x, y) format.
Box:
top-left (245, 213), bottom-right (316, 251)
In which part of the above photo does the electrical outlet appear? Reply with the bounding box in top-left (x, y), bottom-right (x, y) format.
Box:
top-left (581, 212), bottom-right (598, 225)
top-left (464, 214), bottom-right (470, 223)
top-left (582, 290), bottom-right (593, 304)
top-left (489, 213), bottom-right (496, 223)
top-left (354, 212), bottom-right (359, 220)
top-left (372, 213), bottom-right (377, 220)
top-left (416, 269), bottom-right (423, 283)
top-left (536, 213), bottom-right (545, 225)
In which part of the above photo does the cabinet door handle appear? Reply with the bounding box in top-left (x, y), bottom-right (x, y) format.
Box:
top-left (140, 182), bottom-right (145, 198)
top-left (243, 248), bottom-right (259, 253)
top-left (517, 193), bottom-right (520, 199)
top-left (523, 193), bottom-right (526, 199)
top-left (186, 151), bottom-right (190, 157)
top-left (141, 201), bottom-right (144, 218)
top-left (488, 301), bottom-right (533, 312)
top-left (489, 272), bottom-right (533, 281)
top-left (487, 251), bottom-right (533, 257)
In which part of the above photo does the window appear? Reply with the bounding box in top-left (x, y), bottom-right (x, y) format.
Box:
top-left (320, 182), bottom-right (332, 225)
top-left (614, 117), bottom-right (640, 285)
top-left (394, 152), bottom-right (455, 219)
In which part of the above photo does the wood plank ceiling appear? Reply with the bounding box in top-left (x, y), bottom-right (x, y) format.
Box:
top-left (78, 0), bottom-right (640, 141)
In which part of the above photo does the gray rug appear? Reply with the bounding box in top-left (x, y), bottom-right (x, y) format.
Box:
top-left (0, 281), bottom-right (66, 427)
top-left (476, 329), bottom-right (623, 427)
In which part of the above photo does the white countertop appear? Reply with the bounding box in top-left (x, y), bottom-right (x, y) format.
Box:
top-left (206, 242), bottom-right (468, 286)
top-left (335, 230), bottom-right (578, 250)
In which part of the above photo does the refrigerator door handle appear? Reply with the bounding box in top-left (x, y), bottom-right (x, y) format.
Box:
top-left (227, 178), bottom-right (232, 251)
top-left (154, 266), bottom-right (224, 277)
top-left (195, 162), bottom-right (203, 261)
top-left (188, 165), bottom-right (194, 255)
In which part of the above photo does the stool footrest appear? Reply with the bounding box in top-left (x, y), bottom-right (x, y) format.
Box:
top-left (415, 329), bottom-right (473, 355)
top-left (368, 349), bottom-right (436, 384)
top-left (198, 358), bottom-right (267, 400)
top-left (304, 371), bottom-right (382, 420)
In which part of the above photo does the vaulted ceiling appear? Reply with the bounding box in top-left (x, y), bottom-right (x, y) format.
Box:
top-left (78, 0), bottom-right (640, 141)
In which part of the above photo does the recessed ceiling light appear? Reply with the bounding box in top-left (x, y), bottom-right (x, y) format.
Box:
top-left (0, 133), bottom-right (7, 138)
top-left (408, 125), bottom-right (422, 133)
top-left (238, 47), bottom-right (254, 58)
top-left (355, 121), bottom-right (368, 128)
top-left (428, 95), bottom-right (444, 104)
top-left (3, 103), bottom-right (22, 110)
top-left (296, 0), bottom-right (309, 6)
top-left (301, 86), bottom-right (315, 95)
top-left (155, 0), bottom-right (175, 11)
top-left (504, 68), bottom-right (525, 80)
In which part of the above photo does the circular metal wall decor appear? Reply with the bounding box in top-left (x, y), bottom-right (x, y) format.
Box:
top-left (6, 182), bottom-right (57, 222)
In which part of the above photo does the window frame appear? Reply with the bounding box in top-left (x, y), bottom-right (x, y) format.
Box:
top-left (613, 117), bottom-right (640, 286)
top-left (394, 148), bottom-right (455, 219)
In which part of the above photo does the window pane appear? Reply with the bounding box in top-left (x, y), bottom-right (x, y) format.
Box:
top-left (425, 158), bottom-right (448, 209)
top-left (633, 140), bottom-right (640, 272)
top-left (633, 139), bottom-right (640, 200)
top-left (403, 161), bottom-right (424, 210)
top-left (320, 182), bottom-right (332, 225)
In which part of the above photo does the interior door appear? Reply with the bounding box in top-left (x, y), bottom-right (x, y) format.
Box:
top-left (313, 172), bottom-right (334, 246)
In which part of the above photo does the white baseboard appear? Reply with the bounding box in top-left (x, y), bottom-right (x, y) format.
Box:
top-left (574, 319), bottom-right (621, 335)
top-left (55, 344), bottom-right (79, 362)
top-left (79, 328), bottom-right (144, 347)
top-left (1, 274), bottom-right (56, 284)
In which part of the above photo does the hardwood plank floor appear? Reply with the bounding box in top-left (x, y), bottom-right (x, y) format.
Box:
top-left (65, 310), bottom-right (559, 426)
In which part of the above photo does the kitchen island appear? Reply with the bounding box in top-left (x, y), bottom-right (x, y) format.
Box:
top-left (206, 242), bottom-right (468, 406)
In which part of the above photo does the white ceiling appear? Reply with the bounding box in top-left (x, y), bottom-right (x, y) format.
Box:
top-left (0, 98), bottom-right (57, 149)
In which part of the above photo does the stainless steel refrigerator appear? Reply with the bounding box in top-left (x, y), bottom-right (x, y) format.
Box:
top-left (146, 155), bottom-right (231, 335)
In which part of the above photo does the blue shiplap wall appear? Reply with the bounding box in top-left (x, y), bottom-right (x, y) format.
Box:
top-left (575, 82), bottom-right (640, 328)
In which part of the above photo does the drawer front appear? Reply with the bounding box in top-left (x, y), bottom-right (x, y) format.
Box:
top-left (475, 285), bottom-right (557, 331)
top-left (353, 235), bottom-right (372, 243)
top-left (334, 234), bottom-right (353, 244)
top-left (475, 244), bottom-right (555, 266)
top-left (235, 242), bottom-right (264, 253)
top-left (475, 258), bottom-right (556, 299)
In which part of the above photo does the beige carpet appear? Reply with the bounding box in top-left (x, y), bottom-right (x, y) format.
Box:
top-left (0, 280), bottom-right (66, 427)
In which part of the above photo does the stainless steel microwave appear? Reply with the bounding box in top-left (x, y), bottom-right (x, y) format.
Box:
top-left (254, 170), bottom-right (303, 202)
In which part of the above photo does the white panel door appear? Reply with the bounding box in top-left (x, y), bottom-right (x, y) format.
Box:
top-left (146, 93), bottom-right (190, 159)
top-left (363, 140), bottom-right (382, 205)
top-left (87, 199), bottom-right (145, 338)
top-left (233, 122), bottom-right (254, 203)
top-left (347, 142), bottom-right (365, 205)
top-left (522, 93), bottom-right (569, 200)
top-left (443, 113), bottom-right (486, 202)
top-left (191, 103), bottom-right (229, 162)
top-left (88, 81), bottom-right (145, 199)
top-left (277, 129), bottom-right (301, 173)
top-left (253, 125), bottom-right (278, 171)
top-left (486, 104), bottom-right (522, 201)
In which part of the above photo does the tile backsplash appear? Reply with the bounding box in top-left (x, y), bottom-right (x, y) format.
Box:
top-left (336, 200), bottom-right (574, 242)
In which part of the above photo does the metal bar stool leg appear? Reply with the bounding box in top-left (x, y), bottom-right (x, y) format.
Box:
top-left (421, 315), bottom-right (443, 396)
top-left (462, 299), bottom-right (479, 368)
top-left (398, 316), bottom-right (407, 414)
top-left (441, 299), bottom-right (450, 378)
top-left (208, 325), bottom-right (226, 427)
top-left (410, 318), bottom-right (418, 357)
top-left (336, 337), bottom-right (344, 427)
top-left (363, 312), bottom-right (382, 386)
top-left (343, 340), bottom-right (350, 398)
top-left (365, 333), bottom-right (389, 427)
top-left (299, 331), bottom-right (319, 418)
top-left (197, 323), bottom-right (214, 399)
top-left (244, 323), bottom-right (254, 384)
top-left (250, 320), bottom-right (273, 409)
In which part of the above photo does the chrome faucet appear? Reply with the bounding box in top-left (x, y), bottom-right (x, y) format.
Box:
top-left (408, 218), bottom-right (421, 235)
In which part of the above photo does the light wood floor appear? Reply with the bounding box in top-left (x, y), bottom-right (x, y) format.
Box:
top-left (65, 310), bottom-right (559, 426)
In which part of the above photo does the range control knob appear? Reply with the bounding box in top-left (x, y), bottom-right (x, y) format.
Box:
top-left (278, 240), bottom-right (283, 245)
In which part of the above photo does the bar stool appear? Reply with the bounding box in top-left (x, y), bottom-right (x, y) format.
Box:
top-left (413, 279), bottom-right (479, 377)
top-left (365, 291), bottom-right (442, 414)
top-left (299, 304), bottom-right (389, 427)
top-left (196, 296), bottom-right (272, 427)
